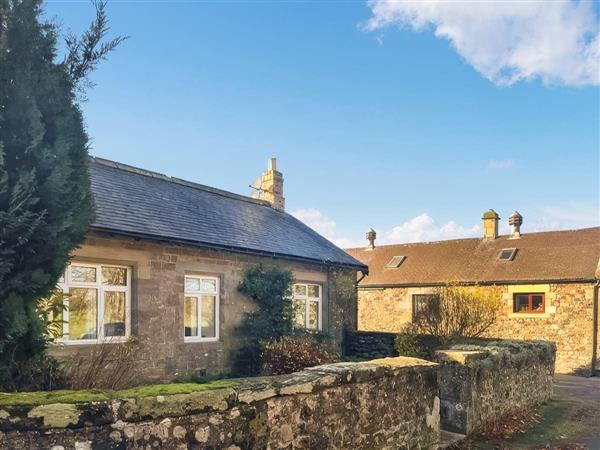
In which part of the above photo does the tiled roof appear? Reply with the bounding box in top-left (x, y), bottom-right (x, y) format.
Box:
top-left (89, 158), bottom-right (366, 269)
top-left (346, 227), bottom-right (600, 286)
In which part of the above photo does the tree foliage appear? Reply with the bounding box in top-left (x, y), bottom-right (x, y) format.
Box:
top-left (233, 265), bottom-right (294, 375)
top-left (0, 0), bottom-right (124, 389)
top-left (405, 284), bottom-right (503, 339)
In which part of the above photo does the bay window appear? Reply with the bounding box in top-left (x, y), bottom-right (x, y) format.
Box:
top-left (293, 283), bottom-right (322, 330)
top-left (184, 275), bottom-right (219, 341)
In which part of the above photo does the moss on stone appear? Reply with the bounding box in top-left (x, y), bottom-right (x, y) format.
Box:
top-left (0, 380), bottom-right (238, 407)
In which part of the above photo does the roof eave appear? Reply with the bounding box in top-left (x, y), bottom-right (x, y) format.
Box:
top-left (357, 277), bottom-right (599, 289)
top-left (87, 226), bottom-right (368, 271)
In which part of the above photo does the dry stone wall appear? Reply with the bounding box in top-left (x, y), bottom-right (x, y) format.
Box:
top-left (435, 340), bottom-right (555, 435)
top-left (0, 358), bottom-right (440, 450)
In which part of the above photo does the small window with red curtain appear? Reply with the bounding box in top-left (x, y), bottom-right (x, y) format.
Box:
top-left (513, 293), bottom-right (545, 313)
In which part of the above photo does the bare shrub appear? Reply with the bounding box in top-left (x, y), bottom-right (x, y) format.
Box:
top-left (261, 336), bottom-right (339, 375)
top-left (65, 337), bottom-right (144, 390)
top-left (406, 284), bottom-right (503, 340)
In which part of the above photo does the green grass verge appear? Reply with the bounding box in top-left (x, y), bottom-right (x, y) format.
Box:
top-left (0, 379), bottom-right (238, 407)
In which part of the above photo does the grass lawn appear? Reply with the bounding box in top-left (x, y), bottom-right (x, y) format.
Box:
top-left (0, 379), bottom-right (238, 407)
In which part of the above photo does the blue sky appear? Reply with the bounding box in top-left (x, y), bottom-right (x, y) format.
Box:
top-left (44, 1), bottom-right (599, 247)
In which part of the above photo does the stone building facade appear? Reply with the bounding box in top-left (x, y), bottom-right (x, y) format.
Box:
top-left (51, 235), bottom-right (358, 382)
top-left (347, 212), bottom-right (600, 375)
top-left (48, 158), bottom-right (366, 382)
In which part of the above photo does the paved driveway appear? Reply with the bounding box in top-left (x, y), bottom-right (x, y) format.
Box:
top-left (554, 375), bottom-right (600, 402)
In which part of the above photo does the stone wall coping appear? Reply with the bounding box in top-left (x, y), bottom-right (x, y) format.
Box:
top-left (434, 340), bottom-right (556, 367)
top-left (0, 357), bottom-right (437, 432)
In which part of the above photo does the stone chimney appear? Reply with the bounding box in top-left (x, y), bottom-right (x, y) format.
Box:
top-left (508, 211), bottom-right (523, 239)
top-left (366, 228), bottom-right (376, 250)
top-left (482, 209), bottom-right (500, 240)
top-left (258, 158), bottom-right (285, 211)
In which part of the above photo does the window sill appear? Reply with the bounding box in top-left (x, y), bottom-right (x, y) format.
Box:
top-left (51, 337), bottom-right (130, 346)
top-left (508, 312), bottom-right (551, 319)
top-left (183, 337), bottom-right (220, 343)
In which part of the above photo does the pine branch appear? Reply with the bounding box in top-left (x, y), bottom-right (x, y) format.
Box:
top-left (64, 0), bottom-right (128, 86)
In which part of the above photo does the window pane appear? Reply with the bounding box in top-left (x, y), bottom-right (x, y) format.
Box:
top-left (201, 295), bottom-right (216, 338)
top-left (71, 266), bottom-right (96, 283)
top-left (514, 294), bottom-right (529, 312)
top-left (201, 279), bottom-right (217, 293)
top-left (308, 300), bottom-right (319, 330)
top-left (185, 277), bottom-right (200, 292)
top-left (532, 295), bottom-right (544, 312)
top-left (104, 291), bottom-right (126, 337)
top-left (184, 296), bottom-right (198, 337)
top-left (102, 266), bottom-right (127, 286)
top-left (307, 284), bottom-right (320, 298)
top-left (39, 289), bottom-right (64, 339)
top-left (294, 284), bottom-right (307, 296)
top-left (69, 288), bottom-right (97, 340)
top-left (293, 299), bottom-right (306, 327)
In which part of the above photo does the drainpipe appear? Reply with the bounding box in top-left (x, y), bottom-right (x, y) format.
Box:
top-left (592, 280), bottom-right (599, 376)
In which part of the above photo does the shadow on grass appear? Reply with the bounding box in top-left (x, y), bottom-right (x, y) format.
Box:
top-left (452, 394), bottom-right (599, 450)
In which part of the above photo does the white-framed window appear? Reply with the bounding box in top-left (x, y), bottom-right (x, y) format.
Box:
top-left (184, 275), bottom-right (219, 342)
top-left (55, 262), bottom-right (131, 344)
top-left (293, 283), bottom-right (322, 330)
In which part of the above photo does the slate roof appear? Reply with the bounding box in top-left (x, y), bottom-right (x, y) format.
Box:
top-left (346, 227), bottom-right (600, 286)
top-left (89, 158), bottom-right (367, 269)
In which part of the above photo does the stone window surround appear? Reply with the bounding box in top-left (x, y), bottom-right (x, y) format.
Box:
top-left (183, 274), bottom-right (220, 343)
top-left (505, 284), bottom-right (556, 318)
top-left (54, 261), bottom-right (132, 345)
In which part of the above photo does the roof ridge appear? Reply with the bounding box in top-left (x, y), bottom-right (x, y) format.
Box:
top-left (345, 226), bottom-right (600, 251)
top-left (91, 156), bottom-right (271, 208)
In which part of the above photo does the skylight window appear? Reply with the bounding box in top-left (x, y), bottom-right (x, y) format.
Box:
top-left (385, 256), bottom-right (406, 268)
top-left (498, 248), bottom-right (517, 261)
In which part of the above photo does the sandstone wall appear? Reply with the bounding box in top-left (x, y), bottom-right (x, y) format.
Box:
top-left (50, 234), bottom-right (359, 383)
top-left (0, 358), bottom-right (440, 450)
top-left (486, 283), bottom-right (596, 375)
top-left (357, 283), bottom-right (596, 374)
top-left (357, 287), bottom-right (411, 332)
top-left (435, 340), bottom-right (555, 435)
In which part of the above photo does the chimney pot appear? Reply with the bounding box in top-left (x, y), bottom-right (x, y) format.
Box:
top-left (366, 228), bottom-right (376, 250)
top-left (482, 209), bottom-right (500, 240)
top-left (508, 211), bottom-right (523, 239)
top-left (268, 157), bottom-right (277, 171)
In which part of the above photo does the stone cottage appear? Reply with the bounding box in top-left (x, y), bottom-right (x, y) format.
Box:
top-left (346, 211), bottom-right (600, 375)
top-left (50, 157), bottom-right (367, 382)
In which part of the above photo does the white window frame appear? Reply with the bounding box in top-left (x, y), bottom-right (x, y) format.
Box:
top-left (183, 275), bottom-right (220, 343)
top-left (293, 283), bottom-right (322, 331)
top-left (56, 262), bottom-right (131, 345)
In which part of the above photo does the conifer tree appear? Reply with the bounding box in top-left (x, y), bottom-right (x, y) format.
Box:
top-left (0, 0), bottom-right (125, 387)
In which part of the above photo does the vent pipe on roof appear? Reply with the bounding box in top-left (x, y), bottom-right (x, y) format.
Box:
top-left (508, 211), bottom-right (523, 239)
top-left (366, 228), bottom-right (376, 250)
top-left (482, 209), bottom-right (500, 240)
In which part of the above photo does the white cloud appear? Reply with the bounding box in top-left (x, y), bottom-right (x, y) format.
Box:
top-left (292, 208), bottom-right (363, 248)
top-left (293, 209), bottom-right (481, 247)
top-left (488, 159), bottom-right (514, 170)
top-left (379, 213), bottom-right (481, 244)
top-left (365, 0), bottom-right (600, 86)
top-left (293, 204), bottom-right (599, 249)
